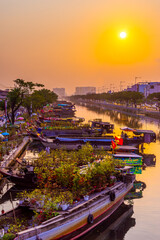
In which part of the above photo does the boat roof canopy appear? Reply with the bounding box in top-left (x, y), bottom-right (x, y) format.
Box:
top-left (113, 153), bottom-right (142, 158)
top-left (133, 129), bottom-right (156, 135)
top-left (117, 146), bottom-right (137, 150)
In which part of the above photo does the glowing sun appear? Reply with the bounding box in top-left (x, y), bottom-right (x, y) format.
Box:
top-left (120, 32), bottom-right (127, 39)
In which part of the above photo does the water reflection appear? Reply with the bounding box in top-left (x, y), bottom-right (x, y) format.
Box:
top-left (125, 181), bottom-right (146, 200)
top-left (85, 105), bottom-right (142, 129)
top-left (75, 104), bottom-right (160, 240)
top-left (78, 203), bottom-right (135, 240)
top-left (27, 140), bottom-right (44, 152)
top-left (142, 154), bottom-right (156, 167)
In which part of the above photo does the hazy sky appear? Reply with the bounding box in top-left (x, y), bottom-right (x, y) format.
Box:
top-left (1, 0), bottom-right (160, 95)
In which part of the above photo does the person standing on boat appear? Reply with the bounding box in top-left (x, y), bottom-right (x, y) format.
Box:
top-left (124, 133), bottom-right (128, 139)
top-left (121, 131), bottom-right (124, 138)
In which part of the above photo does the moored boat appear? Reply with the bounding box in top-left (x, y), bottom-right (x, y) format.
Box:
top-left (89, 119), bottom-right (114, 134)
top-left (0, 167), bottom-right (37, 188)
top-left (37, 135), bottom-right (114, 150)
top-left (16, 172), bottom-right (135, 240)
top-left (113, 152), bottom-right (143, 166)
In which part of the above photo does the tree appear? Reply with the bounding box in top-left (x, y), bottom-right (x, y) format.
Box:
top-left (147, 92), bottom-right (160, 112)
top-left (70, 91), bottom-right (144, 108)
top-left (147, 92), bottom-right (160, 102)
top-left (23, 89), bottom-right (58, 115)
top-left (0, 79), bottom-right (44, 124)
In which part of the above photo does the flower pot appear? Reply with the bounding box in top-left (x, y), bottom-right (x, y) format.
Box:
top-left (83, 195), bottom-right (89, 201)
top-left (60, 204), bottom-right (69, 211)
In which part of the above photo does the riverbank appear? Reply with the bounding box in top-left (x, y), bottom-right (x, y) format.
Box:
top-left (73, 99), bottom-right (160, 121)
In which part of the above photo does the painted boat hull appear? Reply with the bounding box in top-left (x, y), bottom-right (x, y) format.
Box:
top-left (16, 180), bottom-right (134, 240)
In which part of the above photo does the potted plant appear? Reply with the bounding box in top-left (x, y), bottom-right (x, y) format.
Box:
top-left (57, 191), bottom-right (73, 211)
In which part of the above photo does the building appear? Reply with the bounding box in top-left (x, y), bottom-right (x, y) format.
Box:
top-left (125, 85), bottom-right (137, 92)
top-left (53, 88), bottom-right (66, 98)
top-left (75, 87), bottom-right (96, 95)
top-left (124, 82), bottom-right (160, 97)
top-left (144, 82), bottom-right (160, 97)
top-left (0, 89), bottom-right (9, 101)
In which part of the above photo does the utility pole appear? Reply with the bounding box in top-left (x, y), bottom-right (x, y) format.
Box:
top-left (110, 84), bottom-right (113, 92)
top-left (5, 99), bottom-right (7, 132)
top-left (135, 77), bottom-right (141, 92)
top-left (120, 81), bottom-right (125, 91)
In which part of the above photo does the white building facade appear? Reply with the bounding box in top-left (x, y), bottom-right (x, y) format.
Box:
top-left (75, 87), bottom-right (96, 95)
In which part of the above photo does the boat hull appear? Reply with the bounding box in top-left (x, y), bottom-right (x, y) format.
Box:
top-left (0, 169), bottom-right (37, 188)
top-left (16, 181), bottom-right (133, 240)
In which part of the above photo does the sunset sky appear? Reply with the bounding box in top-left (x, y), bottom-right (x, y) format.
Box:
top-left (1, 0), bottom-right (160, 95)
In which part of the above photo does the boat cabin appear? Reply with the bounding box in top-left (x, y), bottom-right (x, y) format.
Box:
top-left (90, 119), bottom-right (114, 134)
top-left (133, 129), bottom-right (156, 143)
top-left (113, 152), bottom-right (143, 166)
top-left (116, 145), bottom-right (139, 153)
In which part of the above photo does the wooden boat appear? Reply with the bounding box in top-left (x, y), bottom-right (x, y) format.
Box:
top-left (37, 135), bottom-right (114, 150)
top-left (37, 133), bottom-right (147, 151)
top-left (116, 145), bottom-right (139, 153)
top-left (133, 129), bottom-right (156, 143)
top-left (0, 167), bottom-right (37, 188)
top-left (89, 119), bottom-right (114, 134)
top-left (40, 101), bottom-right (76, 118)
top-left (113, 153), bottom-right (143, 166)
top-left (16, 172), bottom-right (135, 240)
top-left (38, 116), bottom-right (85, 124)
top-left (120, 128), bottom-right (156, 146)
top-left (33, 118), bottom-right (114, 138)
top-left (38, 128), bottom-right (101, 138)
top-left (121, 136), bottom-right (143, 147)
top-left (81, 203), bottom-right (135, 240)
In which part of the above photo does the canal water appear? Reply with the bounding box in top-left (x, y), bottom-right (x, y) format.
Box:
top-left (75, 104), bottom-right (160, 240)
top-left (1, 104), bottom-right (160, 239)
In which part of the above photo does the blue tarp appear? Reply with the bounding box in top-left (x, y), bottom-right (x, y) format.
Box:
top-left (56, 137), bottom-right (113, 143)
top-left (2, 132), bottom-right (9, 136)
top-left (58, 104), bottom-right (69, 107)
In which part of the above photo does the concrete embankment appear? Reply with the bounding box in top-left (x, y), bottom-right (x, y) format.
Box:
top-left (74, 100), bottom-right (160, 120)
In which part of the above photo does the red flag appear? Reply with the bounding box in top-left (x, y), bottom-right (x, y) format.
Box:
top-left (111, 140), bottom-right (117, 150)
top-left (115, 136), bottom-right (123, 145)
top-left (118, 138), bottom-right (123, 145)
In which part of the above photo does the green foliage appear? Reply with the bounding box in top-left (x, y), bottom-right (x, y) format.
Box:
top-left (86, 155), bottom-right (115, 190)
top-left (147, 92), bottom-right (160, 101)
top-left (33, 144), bottom-right (106, 190)
top-left (22, 145), bottom-right (116, 199)
top-left (2, 79), bottom-right (44, 124)
top-left (6, 218), bottom-right (31, 235)
top-left (70, 91), bottom-right (144, 107)
top-left (2, 233), bottom-right (15, 240)
top-left (57, 191), bottom-right (73, 204)
top-left (16, 144), bottom-right (119, 227)
top-left (31, 89), bottom-right (57, 111)
top-left (23, 89), bottom-right (58, 116)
